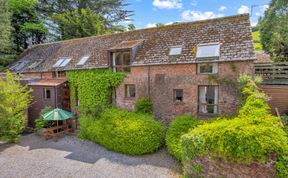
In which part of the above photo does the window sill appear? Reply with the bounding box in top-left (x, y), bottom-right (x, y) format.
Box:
top-left (197, 73), bottom-right (218, 75)
top-left (197, 113), bottom-right (218, 116)
top-left (174, 101), bottom-right (184, 105)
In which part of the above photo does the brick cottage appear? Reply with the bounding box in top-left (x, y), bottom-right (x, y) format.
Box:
top-left (8, 14), bottom-right (255, 126)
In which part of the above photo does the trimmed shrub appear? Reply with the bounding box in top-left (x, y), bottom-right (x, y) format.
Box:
top-left (181, 115), bottom-right (288, 164)
top-left (135, 97), bottom-right (152, 114)
top-left (166, 115), bottom-right (201, 161)
top-left (79, 107), bottom-right (164, 155)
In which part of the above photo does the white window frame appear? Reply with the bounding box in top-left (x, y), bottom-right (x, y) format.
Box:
top-left (169, 46), bottom-right (182, 55)
top-left (53, 57), bottom-right (72, 67)
top-left (198, 86), bottom-right (219, 114)
top-left (196, 43), bottom-right (220, 59)
top-left (197, 63), bottom-right (218, 74)
top-left (77, 55), bottom-right (90, 66)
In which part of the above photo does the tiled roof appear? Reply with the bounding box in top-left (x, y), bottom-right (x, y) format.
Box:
top-left (110, 40), bottom-right (144, 50)
top-left (255, 51), bottom-right (272, 63)
top-left (10, 14), bottom-right (255, 73)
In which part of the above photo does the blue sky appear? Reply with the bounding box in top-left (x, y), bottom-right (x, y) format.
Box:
top-left (123, 0), bottom-right (271, 29)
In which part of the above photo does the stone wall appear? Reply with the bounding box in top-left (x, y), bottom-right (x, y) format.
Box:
top-left (115, 61), bottom-right (254, 122)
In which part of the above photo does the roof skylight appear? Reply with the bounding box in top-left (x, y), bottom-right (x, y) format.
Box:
top-left (53, 58), bottom-right (71, 67)
top-left (10, 61), bottom-right (26, 71)
top-left (28, 59), bottom-right (44, 69)
top-left (169, 47), bottom-right (182, 55)
top-left (77, 55), bottom-right (90, 66)
top-left (196, 43), bottom-right (220, 58)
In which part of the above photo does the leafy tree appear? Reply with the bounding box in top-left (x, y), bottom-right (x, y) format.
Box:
top-left (8, 0), bottom-right (48, 52)
top-left (109, 25), bottom-right (127, 33)
top-left (128, 24), bottom-right (135, 31)
top-left (0, 0), bottom-right (11, 53)
top-left (0, 0), bottom-right (16, 70)
top-left (259, 0), bottom-right (288, 61)
top-left (0, 71), bottom-right (32, 142)
top-left (52, 8), bottom-right (106, 40)
top-left (38, 0), bottom-right (132, 39)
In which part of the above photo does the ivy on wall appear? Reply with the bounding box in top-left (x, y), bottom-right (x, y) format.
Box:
top-left (66, 69), bottom-right (124, 114)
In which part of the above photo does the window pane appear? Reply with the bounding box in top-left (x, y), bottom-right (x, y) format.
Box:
top-left (126, 85), bottom-right (135, 98)
top-left (114, 53), bottom-right (121, 65)
top-left (207, 86), bottom-right (215, 104)
top-left (196, 44), bottom-right (220, 58)
top-left (200, 64), bottom-right (213, 73)
top-left (60, 58), bottom-right (71, 67)
top-left (44, 88), bottom-right (51, 99)
top-left (198, 86), bottom-right (218, 114)
top-left (123, 53), bottom-right (130, 65)
top-left (46, 90), bottom-right (51, 99)
top-left (174, 89), bottom-right (183, 102)
top-left (198, 63), bottom-right (218, 74)
top-left (77, 55), bottom-right (90, 65)
top-left (169, 47), bottom-right (182, 55)
top-left (53, 59), bottom-right (65, 67)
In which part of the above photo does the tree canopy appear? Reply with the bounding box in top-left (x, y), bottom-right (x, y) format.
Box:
top-left (52, 8), bottom-right (107, 40)
top-left (0, 0), bottom-right (16, 70)
top-left (259, 0), bottom-right (288, 61)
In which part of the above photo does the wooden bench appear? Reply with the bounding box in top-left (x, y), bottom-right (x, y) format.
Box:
top-left (43, 125), bottom-right (71, 141)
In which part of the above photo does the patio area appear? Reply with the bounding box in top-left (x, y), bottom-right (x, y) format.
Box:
top-left (0, 134), bottom-right (181, 178)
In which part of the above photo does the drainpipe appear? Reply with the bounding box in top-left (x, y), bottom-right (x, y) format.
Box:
top-left (148, 66), bottom-right (151, 98)
top-left (54, 86), bottom-right (58, 108)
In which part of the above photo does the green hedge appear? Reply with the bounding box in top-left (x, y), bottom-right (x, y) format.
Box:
top-left (181, 115), bottom-right (288, 164)
top-left (181, 75), bottom-right (288, 177)
top-left (166, 115), bottom-right (201, 161)
top-left (79, 108), bottom-right (164, 155)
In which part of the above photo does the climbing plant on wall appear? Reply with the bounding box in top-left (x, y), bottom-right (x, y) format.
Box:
top-left (66, 69), bottom-right (124, 115)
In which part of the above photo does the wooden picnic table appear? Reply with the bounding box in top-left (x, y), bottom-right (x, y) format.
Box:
top-left (43, 125), bottom-right (71, 141)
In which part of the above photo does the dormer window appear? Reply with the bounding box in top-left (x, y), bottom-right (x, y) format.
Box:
top-left (77, 55), bottom-right (90, 66)
top-left (196, 43), bottom-right (220, 59)
top-left (112, 52), bottom-right (131, 73)
top-left (169, 47), bottom-right (182, 55)
top-left (53, 57), bottom-right (71, 67)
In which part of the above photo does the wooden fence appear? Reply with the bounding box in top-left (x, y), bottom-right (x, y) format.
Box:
top-left (255, 62), bottom-right (288, 84)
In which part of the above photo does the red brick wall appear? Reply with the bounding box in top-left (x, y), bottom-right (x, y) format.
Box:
top-left (261, 85), bottom-right (288, 115)
top-left (116, 61), bottom-right (254, 121)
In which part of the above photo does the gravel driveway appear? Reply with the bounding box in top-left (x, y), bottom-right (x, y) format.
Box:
top-left (0, 134), bottom-right (181, 178)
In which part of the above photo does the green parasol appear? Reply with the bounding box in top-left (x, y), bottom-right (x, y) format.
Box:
top-left (42, 108), bottom-right (73, 132)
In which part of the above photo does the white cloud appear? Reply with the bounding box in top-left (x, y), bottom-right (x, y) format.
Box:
top-left (181, 10), bottom-right (224, 21)
top-left (261, 5), bottom-right (269, 12)
top-left (152, 0), bottom-right (182, 9)
top-left (191, 0), bottom-right (197, 6)
top-left (237, 5), bottom-right (249, 14)
top-left (146, 23), bottom-right (157, 28)
top-left (218, 6), bottom-right (227, 11)
top-left (251, 19), bottom-right (258, 27)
